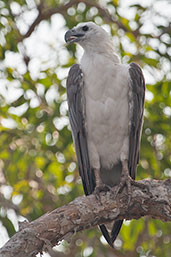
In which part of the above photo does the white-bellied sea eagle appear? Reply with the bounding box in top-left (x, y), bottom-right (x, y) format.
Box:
top-left (64, 22), bottom-right (145, 247)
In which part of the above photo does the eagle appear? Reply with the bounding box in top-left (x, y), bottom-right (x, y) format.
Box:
top-left (64, 22), bottom-right (145, 247)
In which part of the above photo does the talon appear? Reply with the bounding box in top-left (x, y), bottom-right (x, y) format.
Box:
top-left (94, 184), bottom-right (110, 201)
top-left (93, 168), bottom-right (111, 201)
top-left (130, 180), bottom-right (152, 195)
top-left (116, 160), bottom-right (132, 203)
top-left (94, 189), bottom-right (101, 201)
top-left (94, 184), bottom-right (110, 194)
top-left (110, 160), bottom-right (133, 203)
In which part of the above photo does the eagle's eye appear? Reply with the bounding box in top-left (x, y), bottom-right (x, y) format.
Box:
top-left (82, 25), bottom-right (89, 32)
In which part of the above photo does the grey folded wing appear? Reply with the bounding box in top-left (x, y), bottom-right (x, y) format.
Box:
top-left (66, 64), bottom-right (95, 195)
top-left (128, 62), bottom-right (145, 179)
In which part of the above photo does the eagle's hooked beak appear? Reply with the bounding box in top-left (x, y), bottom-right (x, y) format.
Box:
top-left (65, 29), bottom-right (84, 44)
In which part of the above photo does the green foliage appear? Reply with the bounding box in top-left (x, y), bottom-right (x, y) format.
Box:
top-left (0, 0), bottom-right (171, 256)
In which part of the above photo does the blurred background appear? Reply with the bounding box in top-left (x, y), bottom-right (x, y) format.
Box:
top-left (0, 0), bottom-right (171, 256)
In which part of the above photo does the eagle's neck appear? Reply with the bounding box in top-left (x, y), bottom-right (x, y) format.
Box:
top-left (81, 40), bottom-right (120, 64)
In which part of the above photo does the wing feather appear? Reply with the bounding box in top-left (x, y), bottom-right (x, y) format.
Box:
top-left (66, 64), bottom-right (95, 195)
top-left (128, 62), bottom-right (145, 179)
top-left (111, 62), bottom-right (145, 244)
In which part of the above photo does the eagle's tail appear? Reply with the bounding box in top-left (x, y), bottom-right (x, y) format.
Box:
top-left (111, 220), bottom-right (123, 244)
top-left (99, 224), bottom-right (114, 248)
top-left (99, 220), bottom-right (123, 248)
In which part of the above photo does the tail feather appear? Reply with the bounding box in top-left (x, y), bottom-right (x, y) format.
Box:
top-left (99, 225), bottom-right (114, 248)
top-left (111, 220), bottom-right (123, 243)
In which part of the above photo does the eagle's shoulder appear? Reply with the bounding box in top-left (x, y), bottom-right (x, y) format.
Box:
top-left (129, 62), bottom-right (145, 91)
top-left (66, 64), bottom-right (84, 105)
top-left (67, 64), bottom-right (83, 87)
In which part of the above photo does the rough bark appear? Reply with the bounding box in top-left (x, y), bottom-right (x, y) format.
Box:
top-left (0, 179), bottom-right (170, 257)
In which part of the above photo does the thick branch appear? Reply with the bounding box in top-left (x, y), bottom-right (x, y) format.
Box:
top-left (0, 179), bottom-right (170, 257)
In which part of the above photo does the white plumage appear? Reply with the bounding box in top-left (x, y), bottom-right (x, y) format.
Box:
top-left (81, 48), bottom-right (130, 169)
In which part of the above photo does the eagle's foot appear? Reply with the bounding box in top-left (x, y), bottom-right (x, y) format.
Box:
top-left (93, 168), bottom-right (110, 201)
top-left (130, 180), bottom-right (152, 195)
top-left (113, 172), bottom-right (132, 204)
top-left (94, 183), bottom-right (110, 201)
top-left (113, 176), bottom-right (152, 204)
top-left (112, 160), bottom-right (132, 203)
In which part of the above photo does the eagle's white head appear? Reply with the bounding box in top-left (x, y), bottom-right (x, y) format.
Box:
top-left (65, 22), bottom-right (120, 63)
top-left (65, 22), bottom-right (114, 52)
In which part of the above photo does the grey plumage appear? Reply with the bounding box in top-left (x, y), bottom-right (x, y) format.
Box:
top-left (128, 63), bottom-right (145, 179)
top-left (67, 64), bottom-right (95, 195)
top-left (65, 22), bottom-right (145, 247)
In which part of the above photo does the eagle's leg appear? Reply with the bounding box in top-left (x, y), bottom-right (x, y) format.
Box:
top-left (114, 160), bottom-right (150, 203)
top-left (121, 159), bottom-right (132, 202)
top-left (93, 169), bottom-right (110, 198)
top-left (113, 159), bottom-right (132, 203)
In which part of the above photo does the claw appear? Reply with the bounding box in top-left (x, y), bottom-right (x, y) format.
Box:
top-left (110, 160), bottom-right (132, 203)
top-left (94, 184), bottom-right (110, 202)
top-left (93, 168), bottom-right (111, 201)
top-left (112, 173), bottom-right (132, 203)
top-left (130, 180), bottom-right (152, 197)
top-left (111, 172), bottom-right (152, 204)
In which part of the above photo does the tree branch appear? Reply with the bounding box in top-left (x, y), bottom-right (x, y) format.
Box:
top-left (0, 193), bottom-right (19, 212)
top-left (19, 0), bottom-right (129, 42)
top-left (82, 0), bottom-right (128, 32)
top-left (0, 179), bottom-right (170, 257)
top-left (18, 0), bottom-right (79, 41)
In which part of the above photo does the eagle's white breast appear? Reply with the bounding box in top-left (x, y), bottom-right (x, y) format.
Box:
top-left (81, 51), bottom-right (130, 170)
